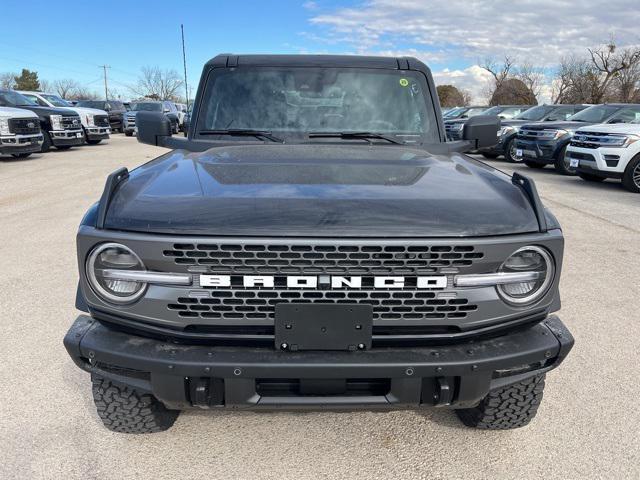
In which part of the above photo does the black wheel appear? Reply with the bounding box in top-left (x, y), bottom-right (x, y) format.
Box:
top-left (125, 131), bottom-right (133, 137)
top-left (554, 146), bottom-right (577, 175)
top-left (456, 374), bottom-right (545, 430)
top-left (578, 172), bottom-right (605, 183)
top-left (622, 154), bottom-right (640, 193)
top-left (91, 374), bottom-right (179, 434)
top-left (524, 160), bottom-right (545, 169)
top-left (481, 152), bottom-right (499, 159)
top-left (56, 145), bottom-right (72, 150)
top-left (40, 131), bottom-right (52, 153)
top-left (11, 153), bottom-right (31, 159)
top-left (504, 138), bottom-right (521, 163)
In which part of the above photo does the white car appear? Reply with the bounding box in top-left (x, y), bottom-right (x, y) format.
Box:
top-left (566, 120), bottom-right (640, 193)
top-left (0, 106), bottom-right (44, 158)
top-left (174, 102), bottom-right (187, 130)
top-left (18, 91), bottom-right (111, 144)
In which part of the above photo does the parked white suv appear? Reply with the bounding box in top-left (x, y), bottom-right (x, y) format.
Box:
top-left (566, 120), bottom-right (640, 193)
top-left (0, 106), bottom-right (43, 158)
top-left (18, 91), bottom-right (111, 144)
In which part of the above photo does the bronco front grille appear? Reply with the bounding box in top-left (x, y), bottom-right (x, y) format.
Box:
top-left (164, 243), bottom-right (484, 275)
top-left (8, 118), bottom-right (40, 135)
top-left (169, 289), bottom-right (478, 321)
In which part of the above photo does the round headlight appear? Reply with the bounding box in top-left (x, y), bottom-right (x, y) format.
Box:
top-left (86, 243), bottom-right (146, 304)
top-left (497, 246), bottom-right (554, 306)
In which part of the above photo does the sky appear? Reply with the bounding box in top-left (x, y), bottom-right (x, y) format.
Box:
top-left (1, 0), bottom-right (639, 103)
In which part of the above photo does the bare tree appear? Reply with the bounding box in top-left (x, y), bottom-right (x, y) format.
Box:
top-left (0, 72), bottom-right (17, 89)
top-left (481, 56), bottom-right (537, 105)
top-left (53, 79), bottom-right (80, 99)
top-left (68, 87), bottom-right (99, 101)
top-left (39, 79), bottom-right (52, 93)
top-left (514, 62), bottom-right (544, 99)
top-left (460, 89), bottom-right (472, 106)
top-left (587, 42), bottom-right (640, 103)
top-left (481, 56), bottom-right (515, 91)
top-left (130, 66), bottom-right (183, 100)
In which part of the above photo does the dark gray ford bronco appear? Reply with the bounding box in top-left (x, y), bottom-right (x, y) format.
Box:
top-left (64, 54), bottom-right (573, 433)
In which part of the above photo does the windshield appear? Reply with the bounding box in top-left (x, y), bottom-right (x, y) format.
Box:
top-left (76, 101), bottom-right (104, 108)
top-left (569, 105), bottom-right (621, 123)
top-left (197, 67), bottom-right (439, 142)
top-left (132, 102), bottom-right (162, 112)
top-left (460, 107), bottom-right (488, 118)
top-left (42, 94), bottom-right (71, 107)
top-left (515, 105), bottom-right (553, 121)
top-left (443, 107), bottom-right (464, 118)
top-left (0, 90), bottom-right (38, 107)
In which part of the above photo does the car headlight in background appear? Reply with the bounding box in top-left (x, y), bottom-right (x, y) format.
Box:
top-left (0, 117), bottom-right (10, 135)
top-left (497, 246), bottom-right (555, 306)
top-left (453, 123), bottom-right (464, 131)
top-left (50, 114), bottom-right (63, 131)
top-left (86, 243), bottom-right (147, 304)
top-left (85, 114), bottom-right (95, 127)
top-left (498, 126), bottom-right (516, 137)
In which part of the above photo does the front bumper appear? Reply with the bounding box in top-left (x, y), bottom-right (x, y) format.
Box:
top-left (0, 133), bottom-right (43, 154)
top-left (515, 137), bottom-right (568, 164)
top-left (479, 132), bottom-right (516, 155)
top-left (64, 314), bottom-right (573, 411)
top-left (85, 126), bottom-right (111, 140)
top-left (50, 129), bottom-right (85, 146)
top-left (567, 146), bottom-right (627, 179)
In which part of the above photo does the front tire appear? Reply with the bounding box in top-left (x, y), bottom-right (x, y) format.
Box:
top-left (40, 131), bottom-right (52, 152)
top-left (456, 374), bottom-right (545, 430)
top-left (554, 146), bottom-right (577, 175)
top-left (11, 153), bottom-right (32, 159)
top-left (622, 154), bottom-right (640, 193)
top-left (91, 374), bottom-right (179, 434)
top-left (504, 138), bottom-right (521, 163)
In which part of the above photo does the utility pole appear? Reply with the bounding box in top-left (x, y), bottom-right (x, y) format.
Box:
top-left (181, 24), bottom-right (189, 110)
top-left (100, 65), bottom-right (110, 100)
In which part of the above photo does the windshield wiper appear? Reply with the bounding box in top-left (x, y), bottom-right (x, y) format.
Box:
top-left (199, 129), bottom-right (283, 143)
top-left (307, 131), bottom-right (404, 144)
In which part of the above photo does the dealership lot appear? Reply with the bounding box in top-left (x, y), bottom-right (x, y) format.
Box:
top-left (1, 136), bottom-right (638, 479)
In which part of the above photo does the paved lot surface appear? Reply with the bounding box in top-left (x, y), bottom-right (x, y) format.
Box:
top-left (1, 136), bottom-right (639, 479)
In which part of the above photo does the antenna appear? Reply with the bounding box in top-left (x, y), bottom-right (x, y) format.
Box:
top-left (181, 24), bottom-right (189, 110)
top-left (100, 65), bottom-right (110, 100)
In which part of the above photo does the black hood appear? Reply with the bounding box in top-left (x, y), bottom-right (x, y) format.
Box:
top-left (17, 105), bottom-right (78, 118)
top-left (103, 144), bottom-right (540, 237)
top-left (521, 120), bottom-right (590, 131)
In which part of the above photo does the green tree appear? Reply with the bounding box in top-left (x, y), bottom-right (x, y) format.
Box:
top-left (13, 69), bottom-right (40, 91)
top-left (437, 84), bottom-right (466, 108)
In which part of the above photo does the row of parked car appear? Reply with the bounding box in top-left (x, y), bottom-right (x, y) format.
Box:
top-left (444, 103), bottom-right (640, 193)
top-left (0, 88), bottom-right (188, 159)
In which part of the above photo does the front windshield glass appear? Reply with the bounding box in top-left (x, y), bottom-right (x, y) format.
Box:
top-left (515, 105), bottom-right (553, 121)
top-left (0, 90), bottom-right (38, 107)
top-left (569, 105), bottom-right (620, 123)
top-left (76, 100), bottom-right (104, 108)
top-left (42, 94), bottom-right (71, 107)
top-left (443, 107), bottom-right (463, 118)
top-left (197, 67), bottom-right (438, 142)
top-left (132, 102), bottom-right (162, 112)
top-left (462, 107), bottom-right (488, 118)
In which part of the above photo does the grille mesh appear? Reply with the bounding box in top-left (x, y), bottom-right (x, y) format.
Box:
top-left (164, 243), bottom-right (484, 275)
top-left (8, 118), bottom-right (40, 135)
top-left (94, 115), bottom-right (110, 127)
top-left (169, 289), bottom-right (478, 321)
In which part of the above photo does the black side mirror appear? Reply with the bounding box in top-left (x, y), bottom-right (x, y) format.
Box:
top-left (137, 111), bottom-right (172, 146)
top-left (462, 115), bottom-right (501, 148)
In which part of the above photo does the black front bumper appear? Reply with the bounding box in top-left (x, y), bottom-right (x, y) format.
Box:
top-left (515, 138), bottom-right (567, 164)
top-left (64, 315), bottom-right (573, 411)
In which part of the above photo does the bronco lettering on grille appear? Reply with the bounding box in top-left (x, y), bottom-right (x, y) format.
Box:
top-left (200, 275), bottom-right (448, 289)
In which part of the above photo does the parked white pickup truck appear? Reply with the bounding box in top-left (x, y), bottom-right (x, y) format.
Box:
top-left (0, 106), bottom-right (43, 158)
top-left (18, 91), bottom-right (111, 144)
top-left (566, 121), bottom-right (640, 193)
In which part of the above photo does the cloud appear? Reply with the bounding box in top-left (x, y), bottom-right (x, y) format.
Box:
top-left (309, 0), bottom-right (640, 66)
top-left (432, 65), bottom-right (494, 104)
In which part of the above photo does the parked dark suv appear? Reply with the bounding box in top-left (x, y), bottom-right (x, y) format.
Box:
top-left (0, 89), bottom-right (83, 152)
top-left (446, 105), bottom-right (531, 141)
top-left (515, 104), bottom-right (640, 174)
top-left (64, 54), bottom-right (572, 434)
top-left (123, 101), bottom-right (179, 136)
top-left (480, 104), bottom-right (589, 162)
top-left (76, 100), bottom-right (127, 132)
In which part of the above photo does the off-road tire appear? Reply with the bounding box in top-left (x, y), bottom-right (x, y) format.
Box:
top-left (622, 155), bottom-right (640, 193)
top-left (578, 172), bottom-right (605, 183)
top-left (91, 374), bottom-right (179, 434)
top-left (504, 138), bottom-right (520, 163)
top-left (455, 374), bottom-right (545, 429)
top-left (524, 160), bottom-right (545, 169)
top-left (554, 146), bottom-right (576, 175)
top-left (481, 152), bottom-right (499, 159)
top-left (40, 131), bottom-right (52, 152)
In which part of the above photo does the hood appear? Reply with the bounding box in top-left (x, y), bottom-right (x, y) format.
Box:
top-left (521, 121), bottom-right (590, 131)
top-left (64, 106), bottom-right (108, 116)
top-left (103, 144), bottom-right (540, 237)
top-left (17, 105), bottom-right (79, 118)
top-left (575, 123), bottom-right (640, 135)
top-left (0, 106), bottom-right (39, 119)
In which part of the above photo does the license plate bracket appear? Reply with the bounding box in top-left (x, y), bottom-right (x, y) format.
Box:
top-left (275, 303), bottom-right (373, 351)
top-left (569, 158), bottom-right (579, 168)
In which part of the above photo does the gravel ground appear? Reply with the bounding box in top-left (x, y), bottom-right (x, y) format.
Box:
top-left (1, 135), bottom-right (638, 479)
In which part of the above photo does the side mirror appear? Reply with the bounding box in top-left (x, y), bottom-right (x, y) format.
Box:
top-left (462, 115), bottom-right (501, 148)
top-left (137, 111), bottom-right (172, 146)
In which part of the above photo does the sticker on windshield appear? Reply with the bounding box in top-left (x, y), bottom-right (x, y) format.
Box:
top-left (399, 78), bottom-right (409, 87)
